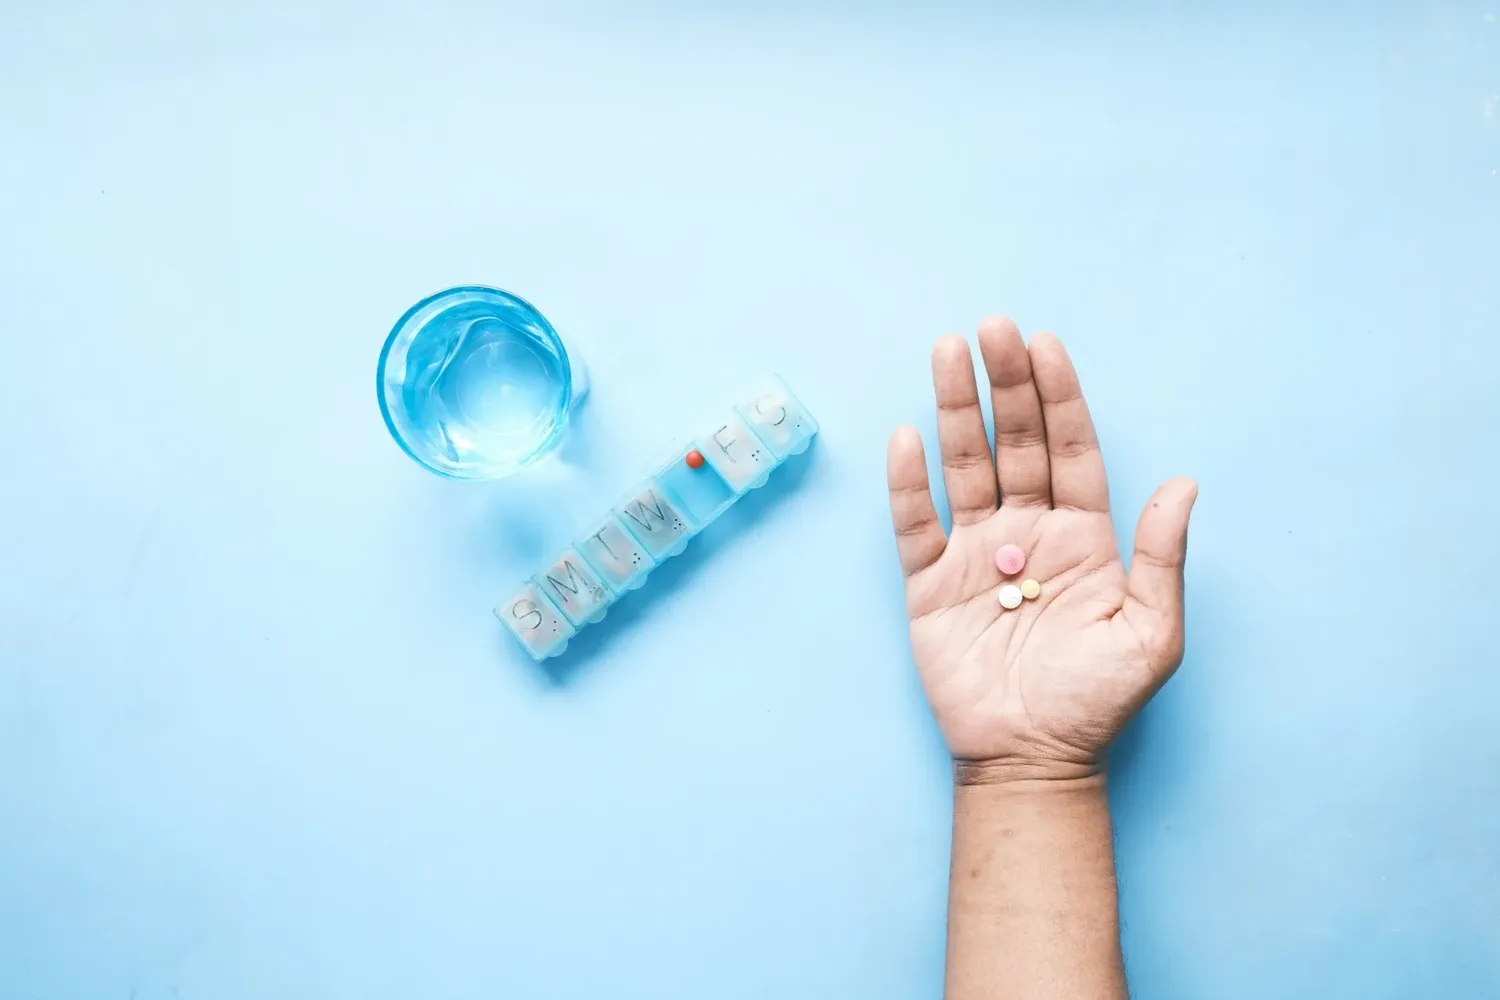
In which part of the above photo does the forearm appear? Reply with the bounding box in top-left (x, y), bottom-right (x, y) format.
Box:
top-left (945, 771), bottom-right (1126, 1000)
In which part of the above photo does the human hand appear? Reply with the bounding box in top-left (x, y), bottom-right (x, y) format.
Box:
top-left (887, 318), bottom-right (1198, 784)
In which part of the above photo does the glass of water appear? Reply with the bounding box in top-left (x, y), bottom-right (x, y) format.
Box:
top-left (377, 285), bottom-right (588, 480)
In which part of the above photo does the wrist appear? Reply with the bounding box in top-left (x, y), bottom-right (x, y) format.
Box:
top-left (953, 755), bottom-right (1103, 788)
top-left (952, 768), bottom-right (1111, 820)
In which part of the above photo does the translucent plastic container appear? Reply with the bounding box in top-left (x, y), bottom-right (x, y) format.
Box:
top-left (495, 376), bottom-right (818, 660)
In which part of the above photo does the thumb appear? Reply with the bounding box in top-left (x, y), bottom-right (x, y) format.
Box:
top-left (1124, 477), bottom-right (1199, 665)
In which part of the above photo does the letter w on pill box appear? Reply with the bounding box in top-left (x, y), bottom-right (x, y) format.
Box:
top-left (497, 376), bottom-right (817, 660)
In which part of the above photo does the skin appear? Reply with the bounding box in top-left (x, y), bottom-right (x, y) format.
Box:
top-left (886, 317), bottom-right (1197, 999)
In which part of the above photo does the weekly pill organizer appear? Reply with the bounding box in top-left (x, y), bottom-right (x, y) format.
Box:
top-left (497, 376), bottom-right (817, 660)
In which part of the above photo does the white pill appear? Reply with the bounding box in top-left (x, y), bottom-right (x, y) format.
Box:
top-left (997, 584), bottom-right (1024, 610)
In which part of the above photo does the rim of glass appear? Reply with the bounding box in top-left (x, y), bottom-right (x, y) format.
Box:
top-left (376, 284), bottom-right (574, 480)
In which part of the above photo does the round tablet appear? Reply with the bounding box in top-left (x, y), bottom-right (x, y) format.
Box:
top-left (994, 544), bottom-right (1026, 575)
top-left (1020, 578), bottom-right (1041, 600)
top-left (997, 584), bottom-right (1024, 609)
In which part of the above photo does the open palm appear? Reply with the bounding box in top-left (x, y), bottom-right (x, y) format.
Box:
top-left (887, 318), bottom-right (1198, 780)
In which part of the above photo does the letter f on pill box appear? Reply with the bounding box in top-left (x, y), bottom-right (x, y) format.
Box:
top-left (696, 411), bottom-right (774, 492)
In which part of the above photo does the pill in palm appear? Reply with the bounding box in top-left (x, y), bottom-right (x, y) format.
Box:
top-left (995, 544), bottom-right (1026, 575)
top-left (1020, 578), bottom-right (1041, 600)
top-left (998, 584), bottom-right (1024, 609)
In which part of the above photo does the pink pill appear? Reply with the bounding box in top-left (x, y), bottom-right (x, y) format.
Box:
top-left (994, 544), bottom-right (1026, 575)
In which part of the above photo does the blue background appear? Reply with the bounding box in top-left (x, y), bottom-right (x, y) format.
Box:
top-left (2, 2), bottom-right (1497, 997)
